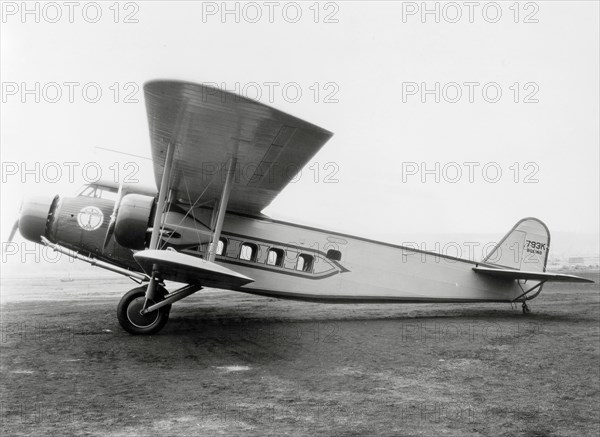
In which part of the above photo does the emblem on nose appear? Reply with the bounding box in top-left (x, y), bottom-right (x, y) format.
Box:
top-left (77, 206), bottom-right (104, 231)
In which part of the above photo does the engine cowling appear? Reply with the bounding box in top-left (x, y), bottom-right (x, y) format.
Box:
top-left (114, 194), bottom-right (155, 250)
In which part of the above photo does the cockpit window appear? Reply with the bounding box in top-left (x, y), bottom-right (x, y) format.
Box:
top-left (78, 185), bottom-right (99, 197)
top-left (77, 184), bottom-right (119, 201)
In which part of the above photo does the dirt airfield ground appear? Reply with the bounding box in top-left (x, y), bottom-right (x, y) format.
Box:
top-left (1, 269), bottom-right (598, 436)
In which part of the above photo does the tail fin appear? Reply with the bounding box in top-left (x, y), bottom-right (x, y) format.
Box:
top-left (482, 218), bottom-right (550, 272)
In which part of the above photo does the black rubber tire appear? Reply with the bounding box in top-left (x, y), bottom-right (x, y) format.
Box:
top-left (117, 286), bottom-right (171, 335)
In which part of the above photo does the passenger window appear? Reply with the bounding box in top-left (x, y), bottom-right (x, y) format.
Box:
top-left (297, 254), bottom-right (314, 273)
top-left (326, 249), bottom-right (342, 261)
top-left (240, 243), bottom-right (258, 262)
top-left (266, 248), bottom-right (285, 266)
top-left (216, 238), bottom-right (227, 256)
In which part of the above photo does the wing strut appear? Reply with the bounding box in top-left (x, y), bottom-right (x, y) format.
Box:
top-left (149, 141), bottom-right (175, 250)
top-left (207, 151), bottom-right (238, 261)
top-left (144, 141), bottom-right (176, 304)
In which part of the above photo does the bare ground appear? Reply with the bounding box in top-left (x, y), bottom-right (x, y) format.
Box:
top-left (1, 270), bottom-right (598, 436)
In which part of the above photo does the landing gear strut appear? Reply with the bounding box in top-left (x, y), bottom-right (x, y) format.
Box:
top-left (117, 285), bottom-right (171, 335)
top-left (513, 280), bottom-right (545, 315)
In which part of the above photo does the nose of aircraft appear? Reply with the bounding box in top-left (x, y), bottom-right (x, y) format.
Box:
top-left (15, 196), bottom-right (56, 244)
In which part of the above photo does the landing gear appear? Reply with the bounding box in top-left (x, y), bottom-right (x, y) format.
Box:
top-left (117, 286), bottom-right (171, 335)
top-left (513, 280), bottom-right (545, 315)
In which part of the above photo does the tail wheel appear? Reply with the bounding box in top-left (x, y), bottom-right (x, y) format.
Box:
top-left (522, 302), bottom-right (531, 315)
top-left (117, 286), bottom-right (171, 335)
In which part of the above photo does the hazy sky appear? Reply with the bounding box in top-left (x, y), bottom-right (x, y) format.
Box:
top-left (1, 1), bottom-right (598, 246)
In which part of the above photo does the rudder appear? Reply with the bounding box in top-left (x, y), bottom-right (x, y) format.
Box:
top-left (482, 218), bottom-right (550, 272)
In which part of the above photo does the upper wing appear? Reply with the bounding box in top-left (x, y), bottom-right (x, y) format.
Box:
top-left (473, 266), bottom-right (594, 283)
top-left (144, 80), bottom-right (333, 214)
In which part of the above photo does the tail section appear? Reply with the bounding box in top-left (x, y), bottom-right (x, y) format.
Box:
top-left (482, 217), bottom-right (550, 272)
top-left (475, 217), bottom-right (593, 284)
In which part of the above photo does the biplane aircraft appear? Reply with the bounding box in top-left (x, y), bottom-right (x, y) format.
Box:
top-left (8, 80), bottom-right (593, 335)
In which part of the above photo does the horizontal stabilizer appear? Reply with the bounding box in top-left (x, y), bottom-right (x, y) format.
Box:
top-left (134, 250), bottom-right (254, 287)
top-left (473, 266), bottom-right (594, 283)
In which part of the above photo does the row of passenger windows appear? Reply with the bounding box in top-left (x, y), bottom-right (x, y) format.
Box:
top-left (215, 238), bottom-right (342, 273)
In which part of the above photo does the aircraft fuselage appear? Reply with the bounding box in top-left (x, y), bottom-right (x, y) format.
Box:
top-left (26, 189), bottom-right (526, 304)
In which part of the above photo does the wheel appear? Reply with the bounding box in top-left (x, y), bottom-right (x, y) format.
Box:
top-left (522, 302), bottom-right (531, 315)
top-left (117, 286), bottom-right (171, 335)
